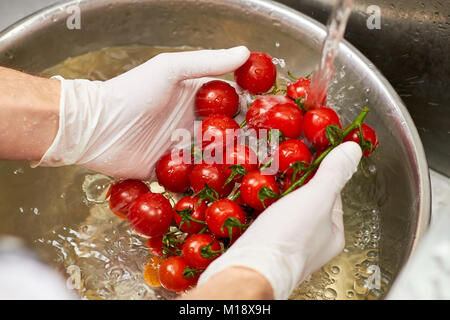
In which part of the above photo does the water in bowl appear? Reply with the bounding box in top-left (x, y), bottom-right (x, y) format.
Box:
top-left (0, 45), bottom-right (391, 300)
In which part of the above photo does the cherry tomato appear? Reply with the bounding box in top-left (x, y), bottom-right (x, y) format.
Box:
top-left (344, 123), bottom-right (379, 157)
top-left (189, 163), bottom-right (234, 198)
top-left (246, 95), bottom-right (303, 138)
top-left (234, 52), bottom-right (277, 94)
top-left (156, 150), bottom-right (193, 193)
top-left (240, 170), bottom-right (279, 211)
top-left (195, 80), bottom-right (239, 118)
top-left (182, 234), bottom-right (222, 270)
top-left (278, 169), bottom-right (316, 193)
top-left (146, 236), bottom-right (164, 257)
top-left (158, 256), bottom-right (197, 292)
top-left (107, 180), bottom-right (149, 219)
top-left (222, 144), bottom-right (259, 183)
top-left (273, 139), bottom-right (312, 176)
top-left (174, 196), bottom-right (207, 234)
top-left (287, 77), bottom-right (311, 100)
top-left (303, 107), bottom-right (342, 148)
top-left (206, 199), bottom-right (247, 239)
top-left (234, 189), bottom-right (247, 207)
top-left (143, 256), bottom-right (163, 287)
top-left (199, 114), bottom-right (240, 151)
top-left (128, 193), bottom-right (174, 238)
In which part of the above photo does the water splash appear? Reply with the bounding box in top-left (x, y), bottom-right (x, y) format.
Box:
top-left (307, 0), bottom-right (355, 109)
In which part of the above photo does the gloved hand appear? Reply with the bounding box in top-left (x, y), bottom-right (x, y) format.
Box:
top-left (35, 47), bottom-right (250, 179)
top-left (198, 141), bottom-right (363, 300)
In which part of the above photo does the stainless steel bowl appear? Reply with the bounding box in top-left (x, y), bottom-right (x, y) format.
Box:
top-left (0, 0), bottom-right (431, 293)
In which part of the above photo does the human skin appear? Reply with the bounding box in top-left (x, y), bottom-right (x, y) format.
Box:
top-left (180, 266), bottom-right (274, 300)
top-left (0, 67), bottom-right (60, 161)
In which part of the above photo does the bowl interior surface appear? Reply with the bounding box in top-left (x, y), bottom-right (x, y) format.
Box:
top-left (0, 0), bottom-right (430, 298)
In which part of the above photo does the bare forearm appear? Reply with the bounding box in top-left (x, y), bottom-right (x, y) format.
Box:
top-left (0, 67), bottom-right (60, 161)
top-left (180, 267), bottom-right (274, 300)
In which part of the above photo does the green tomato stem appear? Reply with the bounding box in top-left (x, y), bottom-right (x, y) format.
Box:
top-left (281, 107), bottom-right (370, 196)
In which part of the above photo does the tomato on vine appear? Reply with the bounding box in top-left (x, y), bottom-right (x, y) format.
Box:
top-left (222, 144), bottom-right (259, 184)
top-left (189, 163), bottom-right (234, 199)
top-left (206, 199), bottom-right (247, 239)
top-left (278, 169), bottom-right (316, 193)
top-left (156, 150), bottom-right (193, 193)
top-left (174, 196), bottom-right (207, 234)
top-left (246, 95), bottom-right (303, 138)
top-left (287, 77), bottom-right (311, 100)
top-left (234, 52), bottom-right (277, 94)
top-left (240, 170), bottom-right (280, 211)
top-left (158, 256), bottom-right (199, 292)
top-left (199, 114), bottom-right (240, 151)
top-left (107, 180), bottom-right (149, 219)
top-left (303, 107), bottom-right (342, 148)
top-left (182, 234), bottom-right (223, 270)
top-left (127, 193), bottom-right (173, 238)
top-left (195, 80), bottom-right (239, 118)
top-left (344, 123), bottom-right (379, 157)
top-left (273, 139), bottom-right (312, 177)
top-left (146, 236), bottom-right (164, 257)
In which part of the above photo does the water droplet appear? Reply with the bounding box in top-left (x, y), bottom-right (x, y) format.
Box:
top-left (367, 250), bottom-right (378, 258)
top-left (272, 57), bottom-right (286, 68)
top-left (149, 181), bottom-right (164, 193)
top-left (82, 174), bottom-right (114, 203)
top-left (4, 50), bottom-right (14, 60)
top-left (324, 288), bottom-right (337, 300)
top-left (369, 288), bottom-right (384, 298)
top-left (353, 279), bottom-right (368, 295)
top-left (331, 266), bottom-right (340, 274)
top-left (13, 168), bottom-right (24, 175)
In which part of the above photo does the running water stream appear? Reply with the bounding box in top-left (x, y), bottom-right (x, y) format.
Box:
top-left (307, 0), bottom-right (355, 109)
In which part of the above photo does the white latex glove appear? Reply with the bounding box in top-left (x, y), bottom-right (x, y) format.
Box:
top-left (198, 141), bottom-right (363, 300)
top-left (35, 47), bottom-right (250, 179)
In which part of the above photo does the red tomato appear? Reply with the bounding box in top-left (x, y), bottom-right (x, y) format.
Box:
top-left (195, 80), bottom-right (239, 118)
top-left (279, 169), bottom-right (316, 193)
top-left (107, 180), bottom-right (149, 219)
top-left (146, 236), bottom-right (164, 257)
top-left (189, 163), bottom-right (234, 198)
top-left (240, 170), bottom-right (280, 211)
top-left (287, 77), bottom-right (311, 100)
top-left (222, 144), bottom-right (259, 183)
top-left (246, 95), bottom-right (303, 138)
top-left (182, 234), bottom-right (222, 270)
top-left (234, 52), bottom-right (277, 94)
top-left (206, 199), bottom-right (247, 239)
top-left (273, 139), bottom-right (312, 176)
top-left (158, 256), bottom-right (197, 292)
top-left (199, 114), bottom-right (240, 151)
top-left (128, 193), bottom-right (173, 238)
top-left (156, 150), bottom-right (193, 193)
top-left (234, 189), bottom-right (247, 207)
top-left (303, 107), bottom-right (342, 148)
top-left (174, 196), bottom-right (207, 234)
top-left (344, 123), bottom-right (379, 157)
